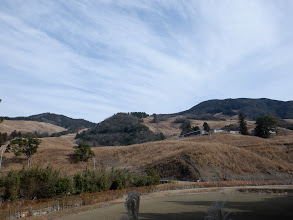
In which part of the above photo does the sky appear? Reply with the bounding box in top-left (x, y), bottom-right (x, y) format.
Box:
top-left (1, 0), bottom-right (293, 123)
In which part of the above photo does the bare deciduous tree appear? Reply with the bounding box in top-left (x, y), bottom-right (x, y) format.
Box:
top-left (124, 190), bottom-right (140, 220)
top-left (205, 201), bottom-right (235, 220)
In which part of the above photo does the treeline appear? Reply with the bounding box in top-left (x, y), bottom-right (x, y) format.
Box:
top-left (175, 113), bottom-right (287, 139)
top-left (180, 98), bottom-right (293, 120)
top-left (76, 113), bottom-right (165, 147)
top-left (4, 113), bottom-right (96, 130)
top-left (0, 130), bottom-right (22, 147)
top-left (277, 118), bottom-right (293, 130)
top-left (173, 118), bottom-right (200, 135)
top-left (129, 112), bottom-right (149, 119)
top-left (26, 128), bottom-right (81, 138)
top-left (0, 129), bottom-right (82, 143)
top-left (0, 130), bottom-right (67, 146)
top-left (0, 167), bottom-right (160, 202)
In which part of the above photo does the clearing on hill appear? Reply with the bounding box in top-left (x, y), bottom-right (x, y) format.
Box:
top-left (142, 115), bottom-right (256, 138)
top-left (0, 120), bottom-right (66, 135)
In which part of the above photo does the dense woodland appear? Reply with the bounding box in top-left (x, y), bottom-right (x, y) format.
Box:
top-left (76, 113), bottom-right (165, 146)
top-left (4, 113), bottom-right (95, 130)
top-left (179, 98), bottom-right (293, 119)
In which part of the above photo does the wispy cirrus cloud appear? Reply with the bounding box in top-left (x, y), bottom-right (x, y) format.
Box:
top-left (0, 0), bottom-right (292, 122)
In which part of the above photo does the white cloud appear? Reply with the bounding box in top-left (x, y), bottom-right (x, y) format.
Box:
top-left (0, 0), bottom-right (293, 122)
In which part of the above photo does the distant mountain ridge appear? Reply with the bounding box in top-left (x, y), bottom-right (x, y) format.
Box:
top-left (5, 113), bottom-right (96, 130)
top-left (178, 98), bottom-right (293, 119)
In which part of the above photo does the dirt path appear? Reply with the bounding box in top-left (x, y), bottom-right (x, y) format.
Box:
top-left (30, 185), bottom-right (293, 220)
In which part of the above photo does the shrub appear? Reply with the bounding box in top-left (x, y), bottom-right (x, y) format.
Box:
top-left (2, 170), bottom-right (21, 201)
top-left (221, 124), bottom-right (239, 131)
top-left (0, 167), bottom-right (73, 201)
top-left (18, 167), bottom-right (72, 199)
top-left (73, 173), bottom-right (83, 195)
top-left (55, 177), bottom-right (73, 196)
top-left (73, 143), bottom-right (95, 162)
top-left (145, 168), bottom-right (160, 185)
top-left (0, 167), bottom-right (160, 202)
top-left (73, 168), bottom-right (109, 194)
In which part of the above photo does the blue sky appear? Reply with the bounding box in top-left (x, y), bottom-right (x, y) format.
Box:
top-left (1, 0), bottom-right (293, 123)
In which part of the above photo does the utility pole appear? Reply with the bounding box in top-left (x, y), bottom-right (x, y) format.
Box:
top-left (93, 158), bottom-right (96, 170)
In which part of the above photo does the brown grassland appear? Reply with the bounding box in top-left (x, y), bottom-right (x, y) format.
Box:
top-left (0, 120), bottom-right (66, 135)
top-left (0, 118), bottom-right (293, 219)
top-left (1, 117), bottom-right (293, 181)
top-left (142, 115), bottom-right (256, 138)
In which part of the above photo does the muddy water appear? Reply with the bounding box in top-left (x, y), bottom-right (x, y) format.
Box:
top-left (64, 192), bottom-right (293, 220)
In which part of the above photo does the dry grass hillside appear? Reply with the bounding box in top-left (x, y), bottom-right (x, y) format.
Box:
top-left (143, 115), bottom-right (256, 138)
top-left (1, 128), bottom-right (293, 181)
top-left (0, 120), bottom-right (66, 135)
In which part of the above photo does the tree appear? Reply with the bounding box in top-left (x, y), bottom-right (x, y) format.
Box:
top-left (5, 137), bottom-right (41, 167)
top-left (125, 190), bottom-right (140, 220)
top-left (73, 143), bottom-right (95, 162)
top-left (10, 130), bottom-right (18, 139)
top-left (130, 112), bottom-right (149, 119)
top-left (203, 122), bottom-right (211, 132)
top-left (238, 113), bottom-right (249, 135)
top-left (151, 114), bottom-right (157, 123)
top-left (254, 116), bottom-right (277, 138)
top-left (0, 133), bottom-right (8, 147)
top-left (180, 124), bottom-right (200, 135)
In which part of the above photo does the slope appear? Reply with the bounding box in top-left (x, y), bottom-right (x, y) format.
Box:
top-left (142, 115), bottom-right (256, 138)
top-left (76, 113), bottom-right (165, 146)
top-left (0, 120), bottom-right (66, 135)
top-left (1, 132), bottom-right (292, 181)
top-left (4, 113), bottom-right (95, 130)
top-left (178, 98), bottom-right (293, 120)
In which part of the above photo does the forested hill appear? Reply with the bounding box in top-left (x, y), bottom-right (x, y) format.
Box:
top-left (76, 113), bottom-right (165, 146)
top-left (178, 98), bottom-right (293, 120)
top-left (5, 113), bottom-right (96, 130)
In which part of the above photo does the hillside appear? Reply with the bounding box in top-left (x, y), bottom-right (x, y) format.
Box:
top-left (76, 113), bottom-right (165, 146)
top-left (0, 120), bottom-right (66, 135)
top-left (178, 98), bottom-right (293, 120)
top-left (1, 98), bottom-right (293, 181)
top-left (142, 115), bottom-right (256, 138)
top-left (4, 113), bottom-right (95, 130)
top-left (1, 132), bottom-right (293, 181)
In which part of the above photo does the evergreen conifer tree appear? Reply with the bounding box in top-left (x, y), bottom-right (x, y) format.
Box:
top-left (238, 113), bottom-right (249, 135)
top-left (203, 122), bottom-right (211, 132)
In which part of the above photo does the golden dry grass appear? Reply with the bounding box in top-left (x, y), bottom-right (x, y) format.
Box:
top-left (143, 115), bottom-right (256, 138)
top-left (0, 120), bottom-right (66, 135)
top-left (1, 122), bottom-right (293, 179)
top-left (142, 116), bottom-right (182, 138)
top-left (91, 134), bottom-right (293, 175)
